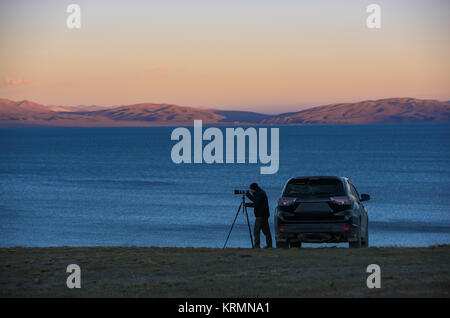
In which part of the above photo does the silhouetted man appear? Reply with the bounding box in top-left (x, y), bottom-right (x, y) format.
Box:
top-left (245, 183), bottom-right (272, 248)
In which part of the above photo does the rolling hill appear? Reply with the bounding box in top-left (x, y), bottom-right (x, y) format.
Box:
top-left (47, 105), bottom-right (112, 112)
top-left (0, 97), bottom-right (449, 127)
top-left (261, 98), bottom-right (450, 125)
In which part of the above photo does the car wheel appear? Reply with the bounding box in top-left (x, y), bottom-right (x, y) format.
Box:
top-left (349, 230), bottom-right (362, 248)
top-left (362, 221), bottom-right (369, 247)
top-left (276, 240), bottom-right (289, 248)
top-left (362, 230), bottom-right (369, 247)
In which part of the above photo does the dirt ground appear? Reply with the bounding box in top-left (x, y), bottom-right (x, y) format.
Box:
top-left (0, 245), bottom-right (449, 297)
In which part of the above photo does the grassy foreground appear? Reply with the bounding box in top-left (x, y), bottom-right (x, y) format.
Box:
top-left (0, 245), bottom-right (449, 297)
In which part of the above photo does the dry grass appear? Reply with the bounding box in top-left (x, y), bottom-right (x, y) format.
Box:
top-left (0, 245), bottom-right (449, 297)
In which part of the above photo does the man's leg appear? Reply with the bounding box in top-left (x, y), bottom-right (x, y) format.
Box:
top-left (262, 218), bottom-right (273, 247)
top-left (254, 218), bottom-right (262, 248)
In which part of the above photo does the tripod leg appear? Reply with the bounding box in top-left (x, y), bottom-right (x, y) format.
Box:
top-left (243, 205), bottom-right (255, 248)
top-left (223, 202), bottom-right (242, 249)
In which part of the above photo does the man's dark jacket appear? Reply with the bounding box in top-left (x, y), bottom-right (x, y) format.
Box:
top-left (246, 187), bottom-right (270, 218)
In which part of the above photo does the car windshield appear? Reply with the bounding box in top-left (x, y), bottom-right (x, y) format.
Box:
top-left (283, 178), bottom-right (346, 198)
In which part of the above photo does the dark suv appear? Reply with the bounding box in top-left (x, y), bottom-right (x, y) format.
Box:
top-left (274, 176), bottom-right (370, 248)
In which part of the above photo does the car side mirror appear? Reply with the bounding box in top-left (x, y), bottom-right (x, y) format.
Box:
top-left (360, 194), bottom-right (370, 202)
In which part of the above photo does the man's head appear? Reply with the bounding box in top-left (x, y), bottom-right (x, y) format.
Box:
top-left (249, 183), bottom-right (258, 194)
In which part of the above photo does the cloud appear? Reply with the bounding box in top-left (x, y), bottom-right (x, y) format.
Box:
top-left (1, 77), bottom-right (32, 86)
top-left (152, 67), bottom-right (169, 73)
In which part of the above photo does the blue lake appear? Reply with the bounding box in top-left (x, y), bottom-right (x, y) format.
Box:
top-left (0, 124), bottom-right (449, 247)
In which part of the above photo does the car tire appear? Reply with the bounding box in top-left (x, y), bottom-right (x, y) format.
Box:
top-left (276, 241), bottom-right (289, 248)
top-left (362, 228), bottom-right (369, 247)
top-left (349, 230), bottom-right (362, 248)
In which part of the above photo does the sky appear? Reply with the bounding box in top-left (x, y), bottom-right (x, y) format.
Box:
top-left (0, 0), bottom-right (449, 113)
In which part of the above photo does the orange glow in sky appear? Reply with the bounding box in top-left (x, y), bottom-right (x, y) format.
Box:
top-left (0, 0), bottom-right (449, 113)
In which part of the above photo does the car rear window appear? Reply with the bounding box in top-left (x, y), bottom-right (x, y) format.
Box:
top-left (283, 178), bottom-right (346, 198)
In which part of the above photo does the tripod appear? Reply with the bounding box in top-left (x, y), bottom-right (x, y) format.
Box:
top-left (223, 193), bottom-right (254, 249)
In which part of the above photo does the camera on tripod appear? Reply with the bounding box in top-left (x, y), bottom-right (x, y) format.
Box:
top-left (224, 189), bottom-right (254, 249)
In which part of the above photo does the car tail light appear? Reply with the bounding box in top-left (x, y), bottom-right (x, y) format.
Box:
top-left (330, 196), bottom-right (352, 206)
top-left (344, 224), bottom-right (350, 231)
top-left (279, 225), bottom-right (286, 232)
top-left (278, 197), bottom-right (296, 206)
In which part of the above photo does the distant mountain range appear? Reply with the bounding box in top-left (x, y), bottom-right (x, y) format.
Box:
top-left (261, 98), bottom-right (450, 125)
top-left (0, 97), bottom-right (449, 127)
